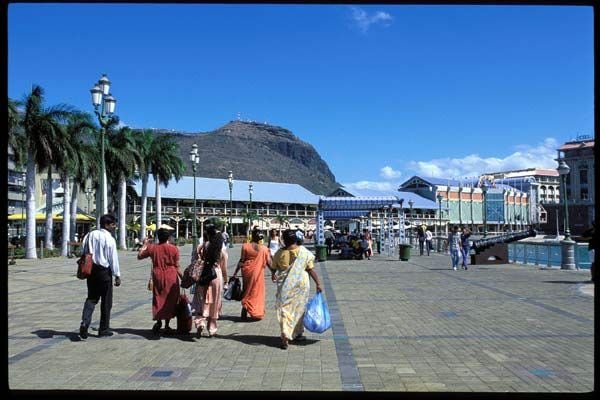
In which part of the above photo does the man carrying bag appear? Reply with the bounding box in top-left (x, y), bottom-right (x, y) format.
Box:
top-left (78, 214), bottom-right (122, 339)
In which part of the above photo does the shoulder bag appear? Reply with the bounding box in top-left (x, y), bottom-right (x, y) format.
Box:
top-left (76, 235), bottom-right (93, 280)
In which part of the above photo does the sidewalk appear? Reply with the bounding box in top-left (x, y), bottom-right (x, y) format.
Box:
top-left (7, 244), bottom-right (594, 392)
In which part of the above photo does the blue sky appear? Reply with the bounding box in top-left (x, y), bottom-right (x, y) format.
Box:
top-left (8, 4), bottom-right (594, 191)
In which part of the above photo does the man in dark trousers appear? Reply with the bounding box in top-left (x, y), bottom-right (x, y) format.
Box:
top-left (79, 214), bottom-right (122, 339)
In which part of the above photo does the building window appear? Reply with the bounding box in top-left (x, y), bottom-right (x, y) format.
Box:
top-left (579, 168), bottom-right (588, 184)
top-left (580, 188), bottom-right (589, 201)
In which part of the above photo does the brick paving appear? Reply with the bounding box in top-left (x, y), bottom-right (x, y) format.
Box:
top-left (7, 243), bottom-right (594, 393)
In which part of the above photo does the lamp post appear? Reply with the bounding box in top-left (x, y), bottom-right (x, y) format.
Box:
top-left (482, 183), bottom-right (488, 237)
top-left (189, 144), bottom-right (199, 249)
top-left (84, 187), bottom-right (93, 215)
top-left (248, 182), bottom-right (253, 235)
top-left (90, 74), bottom-right (117, 220)
top-left (558, 160), bottom-right (575, 269)
top-left (227, 171), bottom-right (234, 248)
top-left (437, 193), bottom-right (443, 252)
top-left (408, 199), bottom-right (414, 245)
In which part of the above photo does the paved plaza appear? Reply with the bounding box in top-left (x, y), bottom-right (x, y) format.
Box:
top-left (6, 242), bottom-right (595, 394)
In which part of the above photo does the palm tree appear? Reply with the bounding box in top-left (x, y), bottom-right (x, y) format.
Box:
top-left (106, 125), bottom-right (142, 249)
top-left (58, 111), bottom-right (96, 256)
top-left (131, 129), bottom-right (153, 241)
top-left (20, 85), bottom-right (72, 258)
top-left (147, 133), bottom-right (185, 231)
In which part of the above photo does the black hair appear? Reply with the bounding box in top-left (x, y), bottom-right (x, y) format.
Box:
top-left (100, 214), bottom-right (116, 228)
top-left (203, 224), bottom-right (223, 266)
top-left (282, 229), bottom-right (297, 247)
top-left (251, 228), bottom-right (264, 243)
top-left (156, 228), bottom-right (170, 243)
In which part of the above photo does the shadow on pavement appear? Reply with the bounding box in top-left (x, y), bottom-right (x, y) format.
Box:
top-left (544, 280), bottom-right (592, 284)
top-left (32, 329), bottom-right (81, 342)
top-left (215, 333), bottom-right (318, 348)
top-left (111, 327), bottom-right (195, 341)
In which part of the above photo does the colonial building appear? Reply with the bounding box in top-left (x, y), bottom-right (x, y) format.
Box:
top-left (544, 136), bottom-right (595, 237)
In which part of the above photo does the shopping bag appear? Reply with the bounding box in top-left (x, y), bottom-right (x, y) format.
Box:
top-left (176, 292), bottom-right (192, 334)
top-left (303, 292), bottom-right (331, 333)
top-left (224, 276), bottom-right (243, 301)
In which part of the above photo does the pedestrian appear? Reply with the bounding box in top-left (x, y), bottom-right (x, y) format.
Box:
top-left (271, 229), bottom-right (323, 349)
top-left (425, 228), bottom-right (433, 256)
top-left (581, 222), bottom-right (596, 283)
top-left (324, 229), bottom-right (335, 256)
top-left (222, 230), bottom-right (230, 247)
top-left (362, 228), bottom-right (373, 258)
top-left (460, 226), bottom-right (471, 270)
top-left (232, 227), bottom-right (272, 321)
top-left (268, 228), bottom-right (282, 257)
top-left (447, 225), bottom-right (462, 271)
top-left (191, 224), bottom-right (228, 338)
top-left (78, 214), bottom-right (121, 339)
top-left (417, 226), bottom-right (425, 256)
top-left (137, 227), bottom-right (183, 336)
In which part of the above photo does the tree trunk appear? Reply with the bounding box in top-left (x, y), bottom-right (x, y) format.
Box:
top-left (25, 156), bottom-right (37, 259)
top-left (60, 173), bottom-right (71, 257)
top-left (156, 176), bottom-right (162, 229)
top-left (70, 182), bottom-right (79, 242)
top-left (118, 177), bottom-right (127, 249)
top-left (44, 166), bottom-right (54, 250)
top-left (139, 174), bottom-right (148, 241)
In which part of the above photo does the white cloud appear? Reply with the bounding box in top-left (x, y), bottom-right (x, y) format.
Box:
top-left (380, 166), bottom-right (402, 179)
top-left (341, 138), bottom-right (560, 190)
top-left (350, 7), bottom-right (393, 33)
top-left (406, 138), bottom-right (559, 179)
top-left (342, 180), bottom-right (396, 191)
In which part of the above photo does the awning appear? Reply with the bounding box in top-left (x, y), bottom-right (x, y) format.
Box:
top-left (319, 196), bottom-right (400, 211)
top-left (7, 213), bottom-right (94, 222)
top-left (322, 210), bottom-right (371, 219)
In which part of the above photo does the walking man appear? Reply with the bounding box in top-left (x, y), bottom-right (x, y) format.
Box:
top-left (425, 228), bottom-right (433, 256)
top-left (460, 226), bottom-right (471, 270)
top-left (78, 214), bottom-right (121, 339)
top-left (447, 225), bottom-right (462, 271)
top-left (417, 227), bottom-right (425, 256)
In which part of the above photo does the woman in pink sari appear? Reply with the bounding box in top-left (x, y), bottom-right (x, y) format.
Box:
top-left (191, 224), bottom-right (228, 338)
top-left (232, 228), bottom-right (271, 321)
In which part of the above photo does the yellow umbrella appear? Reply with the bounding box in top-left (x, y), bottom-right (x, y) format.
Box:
top-left (146, 223), bottom-right (157, 232)
top-left (7, 213), bottom-right (94, 221)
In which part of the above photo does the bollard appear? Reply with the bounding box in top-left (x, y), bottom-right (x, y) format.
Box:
top-left (560, 239), bottom-right (576, 270)
top-left (40, 240), bottom-right (44, 259)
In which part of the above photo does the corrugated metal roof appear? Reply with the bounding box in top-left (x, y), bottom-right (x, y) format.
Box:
top-left (132, 176), bottom-right (319, 205)
top-left (330, 187), bottom-right (439, 210)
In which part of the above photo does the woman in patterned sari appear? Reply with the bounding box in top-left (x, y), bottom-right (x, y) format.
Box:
top-left (271, 229), bottom-right (323, 349)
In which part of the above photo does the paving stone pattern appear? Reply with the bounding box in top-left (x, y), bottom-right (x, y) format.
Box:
top-left (7, 244), bottom-right (594, 392)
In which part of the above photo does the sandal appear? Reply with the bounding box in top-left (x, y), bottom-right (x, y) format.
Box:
top-left (280, 338), bottom-right (289, 349)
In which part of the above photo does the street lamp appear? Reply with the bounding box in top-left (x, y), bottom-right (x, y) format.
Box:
top-left (408, 199), bottom-right (414, 245)
top-left (189, 143), bottom-right (199, 249)
top-left (248, 182), bottom-right (254, 235)
top-left (482, 182), bottom-right (488, 238)
top-left (437, 193), bottom-right (443, 252)
top-left (227, 171), bottom-right (234, 248)
top-left (90, 74), bottom-right (116, 219)
top-left (84, 187), bottom-right (93, 215)
top-left (558, 160), bottom-right (575, 269)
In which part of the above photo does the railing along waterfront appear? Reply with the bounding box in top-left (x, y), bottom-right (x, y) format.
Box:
top-left (508, 241), bottom-right (591, 270)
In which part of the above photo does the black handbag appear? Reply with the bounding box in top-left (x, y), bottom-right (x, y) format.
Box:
top-left (224, 276), bottom-right (243, 301)
top-left (198, 262), bottom-right (217, 286)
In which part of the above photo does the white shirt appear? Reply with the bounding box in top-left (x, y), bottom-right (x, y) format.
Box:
top-left (268, 239), bottom-right (280, 256)
top-left (83, 229), bottom-right (120, 277)
top-left (425, 231), bottom-right (433, 241)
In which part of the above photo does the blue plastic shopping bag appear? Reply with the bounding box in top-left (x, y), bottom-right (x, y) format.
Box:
top-left (303, 292), bottom-right (331, 333)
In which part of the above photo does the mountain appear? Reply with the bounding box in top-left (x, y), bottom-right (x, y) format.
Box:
top-left (150, 121), bottom-right (340, 195)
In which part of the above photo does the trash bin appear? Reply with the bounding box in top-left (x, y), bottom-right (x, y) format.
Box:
top-left (399, 244), bottom-right (412, 261)
top-left (315, 245), bottom-right (328, 262)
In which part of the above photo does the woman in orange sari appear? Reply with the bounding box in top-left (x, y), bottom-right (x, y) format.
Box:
top-left (232, 228), bottom-right (271, 320)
